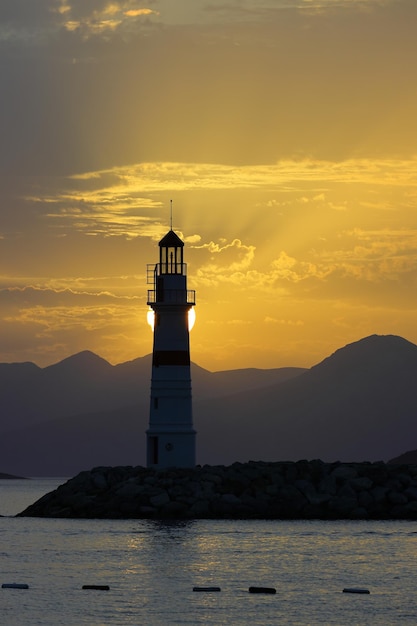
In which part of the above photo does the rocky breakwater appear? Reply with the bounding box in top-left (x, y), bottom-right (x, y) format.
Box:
top-left (18, 461), bottom-right (417, 520)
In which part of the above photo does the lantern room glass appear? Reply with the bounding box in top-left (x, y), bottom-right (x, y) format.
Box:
top-left (160, 244), bottom-right (183, 274)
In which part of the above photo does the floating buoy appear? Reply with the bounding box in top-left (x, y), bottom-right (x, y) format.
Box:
top-left (82, 585), bottom-right (110, 591)
top-left (192, 586), bottom-right (221, 592)
top-left (2, 583), bottom-right (29, 589)
top-left (249, 586), bottom-right (276, 594)
top-left (343, 588), bottom-right (370, 594)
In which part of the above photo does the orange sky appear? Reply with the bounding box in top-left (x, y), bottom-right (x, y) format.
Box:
top-left (1, 0), bottom-right (417, 371)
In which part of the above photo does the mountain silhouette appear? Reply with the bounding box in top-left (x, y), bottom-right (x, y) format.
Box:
top-left (0, 351), bottom-right (149, 432)
top-left (196, 334), bottom-right (417, 465)
top-left (0, 351), bottom-right (303, 475)
top-left (388, 450), bottom-right (417, 464)
top-left (0, 334), bottom-right (416, 475)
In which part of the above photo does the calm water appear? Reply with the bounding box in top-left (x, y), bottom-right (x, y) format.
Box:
top-left (1, 479), bottom-right (417, 625)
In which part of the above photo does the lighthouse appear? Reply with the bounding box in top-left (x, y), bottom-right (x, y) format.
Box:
top-left (146, 228), bottom-right (196, 468)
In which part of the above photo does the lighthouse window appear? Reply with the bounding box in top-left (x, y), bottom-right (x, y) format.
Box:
top-left (154, 397), bottom-right (158, 409)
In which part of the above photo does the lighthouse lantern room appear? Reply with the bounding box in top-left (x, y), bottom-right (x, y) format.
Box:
top-left (146, 229), bottom-right (196, 468)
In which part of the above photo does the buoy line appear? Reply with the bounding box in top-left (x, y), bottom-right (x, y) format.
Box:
top-left (2, 581), bottom-right (373, 596)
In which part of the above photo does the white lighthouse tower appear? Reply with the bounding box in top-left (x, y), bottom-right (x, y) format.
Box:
top-left (146, 228), bottom-right (196, 468)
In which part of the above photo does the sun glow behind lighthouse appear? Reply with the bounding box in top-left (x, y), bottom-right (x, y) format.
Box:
top-left (147, 308), bottom-right (196, 331)
top-left (147, 309), bottom-right (154, 330)
top-left (188, 308), bottom-right (196, 331)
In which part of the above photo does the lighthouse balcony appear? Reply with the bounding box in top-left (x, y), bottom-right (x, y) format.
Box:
top-left (147, 263), bottom-right (188, 283)
top-left (147, 289), bottom-right (196, 305)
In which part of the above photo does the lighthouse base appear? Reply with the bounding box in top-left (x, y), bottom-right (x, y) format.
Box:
top-left (146, 430), bottom-right (196, 469)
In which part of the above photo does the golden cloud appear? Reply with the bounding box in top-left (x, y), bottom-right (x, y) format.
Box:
top-left (192, 239), bottom-right (256, 286)
top-left (57, 2), bottom-right (159, 36)
top-left (63, 158), bottom-right (417, 197)
top-left (29, 154), bottom-right (417, 237)
top-left (124, 9), bottom-right (158, 18)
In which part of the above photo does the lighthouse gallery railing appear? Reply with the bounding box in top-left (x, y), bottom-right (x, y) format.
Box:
top-left (147, 289), bottom-right (196, 305)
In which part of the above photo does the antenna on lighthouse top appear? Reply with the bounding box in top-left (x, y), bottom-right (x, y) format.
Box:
top-left (170, 199), bottom-right (173, 230)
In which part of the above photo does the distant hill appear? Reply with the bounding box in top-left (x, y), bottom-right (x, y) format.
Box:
top-left (0, 352), bottom-right (152, 432)
top-left (1, 334), bottom-right (416, 475)
top-left (0, 472), bottom-right (26, 479)
top-left (388, 450), bottom-right (417, 464)
top-left (197, 334), bottom-right (417, 465)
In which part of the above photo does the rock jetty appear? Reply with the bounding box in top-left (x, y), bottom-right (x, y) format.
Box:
top-left (18, 461), bottom-right (417, 520)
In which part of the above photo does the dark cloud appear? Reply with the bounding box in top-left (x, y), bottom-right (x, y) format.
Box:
top-left (0, 0), bottom-right (52, 29)
top-left (1, 0), bottom-right (416, 179)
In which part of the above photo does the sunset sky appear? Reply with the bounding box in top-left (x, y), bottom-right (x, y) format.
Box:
top-left (1, 0), bottom-right (417, 371)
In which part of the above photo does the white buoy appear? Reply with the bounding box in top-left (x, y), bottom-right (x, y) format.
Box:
top-left (343, 588), bottom-right (370, 594)
top-left (2, 583), bottom-right (29, 589)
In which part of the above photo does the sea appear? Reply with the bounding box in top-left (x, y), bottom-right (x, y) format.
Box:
top-left (1, 478), bottom-right (417, 626)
